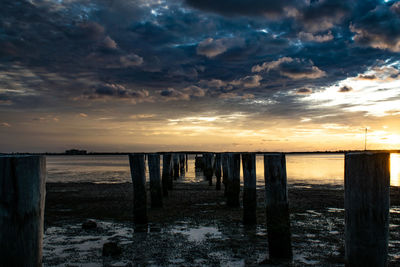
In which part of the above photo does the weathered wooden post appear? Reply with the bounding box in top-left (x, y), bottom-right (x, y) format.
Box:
top-left (173, 153), bottom-right (180, 180)
top-left (162, 153), bottom-right (172, 194)
top-left (264, 153), bottom-right (292, 260)
top-left (0, 155), bottom-right (46, 267)
top-left (148, 153), bottom-right (163, 208)
top-left (227, 153), bottom-right (240, 207)
top-left (179, 154), bottom-right (185, 177)
top-left (222, 153), bottom-right (229, 196)
top-left (242, 153), bottom-right (257, 225)
top-left (185, 153), bottom-right (188, 172)
top-left (203, 153), bottom-right (214, 186)
top-left (129, 153), bottom-right (148, 231)
top-left (345, 152), bottom-right (390, 266)
top-left (214, 153), bottom-right (222, 190)
top-left (195, 155), bottom-right (204, 171)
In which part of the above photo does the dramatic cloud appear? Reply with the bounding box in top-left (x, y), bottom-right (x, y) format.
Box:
top-left (294, 0), bottom-right (352, 32)
top-left (183, 86), bottom-right (206, 97)
top-left (120, 53), bottom-right (143, 67)
top-left (252, 57), bottom-right (294, 73)
top-left (338, 85), bottom-right (353, 93)
top-left (1, 0), bottom-right (400, 151)
top-left (196, 37), bottom-right (245, 58)
top-left (83, 83), bottom-right (151, 103)
top-left (296, 88), bottom-right (313, 95)
top-left (252, 57), bottom-right (326, 79)
top-left (298, 31), bottom-right (333, 42)
top-left (230, 75), bottom-right (262, 88)
top-left (159, 88), bottom-right (190, 101)
top-left (350, 4), bottom-right (400, 52)
top-left (184, 0), bottom-right (299, 18)
top-left (356, 74), bottom-right (377, 80)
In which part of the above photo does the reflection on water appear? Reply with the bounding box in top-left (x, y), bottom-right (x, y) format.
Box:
top-left (286, 154), bottom-right (344, 185)
top-left (46, 153), bottom-right (400, 186)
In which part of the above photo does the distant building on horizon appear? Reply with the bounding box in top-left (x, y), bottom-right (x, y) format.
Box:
top-left (65, 149), bottom-right (87, 155)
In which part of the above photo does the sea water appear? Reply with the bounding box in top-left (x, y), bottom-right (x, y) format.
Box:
top-left (46, 153), bottom-right (400, 186)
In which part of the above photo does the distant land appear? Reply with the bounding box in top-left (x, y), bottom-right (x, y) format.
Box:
top-left (1, 149), bottom-right (400, 156)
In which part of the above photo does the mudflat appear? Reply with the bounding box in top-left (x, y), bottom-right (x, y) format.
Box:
top-left (43, 182), bottom-right (400, 266)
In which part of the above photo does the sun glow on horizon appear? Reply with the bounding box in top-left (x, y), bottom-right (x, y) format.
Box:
top-left (391, 154), bottom-right (400, 186)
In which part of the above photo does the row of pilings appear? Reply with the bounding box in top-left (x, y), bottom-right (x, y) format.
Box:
top-left (0, 152), bottom-right (391, 266)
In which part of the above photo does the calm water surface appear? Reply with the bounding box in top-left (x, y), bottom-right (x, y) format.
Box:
top-left (46, 154), bottom-right (400, 186)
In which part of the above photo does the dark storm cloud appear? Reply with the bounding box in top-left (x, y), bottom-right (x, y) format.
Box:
top-left (350, 3), bottom-right (400, 52)
top-left (1, 0), bottom-right (400, 127)
top-left (159, 88), bottom-right (190, 101)
top-left (184, 0), bottom-right (299, 18)
top-left (84, 83), bottom-right (151, 102)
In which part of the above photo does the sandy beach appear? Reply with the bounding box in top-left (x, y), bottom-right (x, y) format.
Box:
top-left (43, 181), bottom-right (400, 266)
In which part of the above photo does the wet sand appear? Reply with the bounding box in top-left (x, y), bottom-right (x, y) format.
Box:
top-left (44, 181), bottom-right (400, 266)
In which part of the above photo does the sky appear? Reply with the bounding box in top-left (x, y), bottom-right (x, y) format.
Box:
top-left (1, 0), bottom-right (400, 152)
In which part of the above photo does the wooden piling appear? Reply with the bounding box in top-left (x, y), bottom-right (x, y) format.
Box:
top-left (172, 154), bottom-right (180, 180)
top-left (0, 155), bottom-right (46, 267)
top-left (214, 153), bottom-right (222, 190)
top-left (345, 152), bottom-right (390, 267)
top-left (185, 153), bottom-right (188, 172)
top-left (203, 153), bottom-right (214, 186)
top-left (179, 154), bottom-right (185, 177)
top-left (226, 153), bottom-right (240, 207)
top-left (195, 155), bottom-right (204, 171)
top-left (242, 153), bottom-right (257, 225)
top-left (222, 153), bottom-right (229, 197)
top-left (148, 153), bottom-right (163, 208)
top-left (264, 153), bottom-right (292, 260)
top-left (162, 154), bottom-right (173, 194)
top-left (129, 153), bottom-right (148, 231)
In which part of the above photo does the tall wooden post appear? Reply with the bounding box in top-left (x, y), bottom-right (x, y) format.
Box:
top-left (227, 153), bottom-right (240, 207)
top-left (0, 155), bottom-right (46, 267)
top-left (345, 152), bottom-right (390, 267)
top-left (242, 153), bottom-right (257, 225)
top-left (172, 154), bottom-right (179, 180)
top-left (129, 153), bottom-right (148, 231)
top-left (203, 153), bottom-right (214, 186)
top-left (179, 154), bottom-right (185, 177)
top-left (162, 154), bottom-right (172, 194)
top-left (148, 153), bottom-right (163, 208)
top-left (185, 153), bottom-right (188, 172)
top-left (264, 153), bottom-right (292, 260)
top-left (195, 155), bottom-right (204, 171)
top-left (222, 153), bottom-right (229, 197)
top-left (214, 153), bottom-right (222, 191)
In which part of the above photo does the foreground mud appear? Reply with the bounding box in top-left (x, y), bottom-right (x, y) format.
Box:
top-left (44, 182), bottom-right (400, 266)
